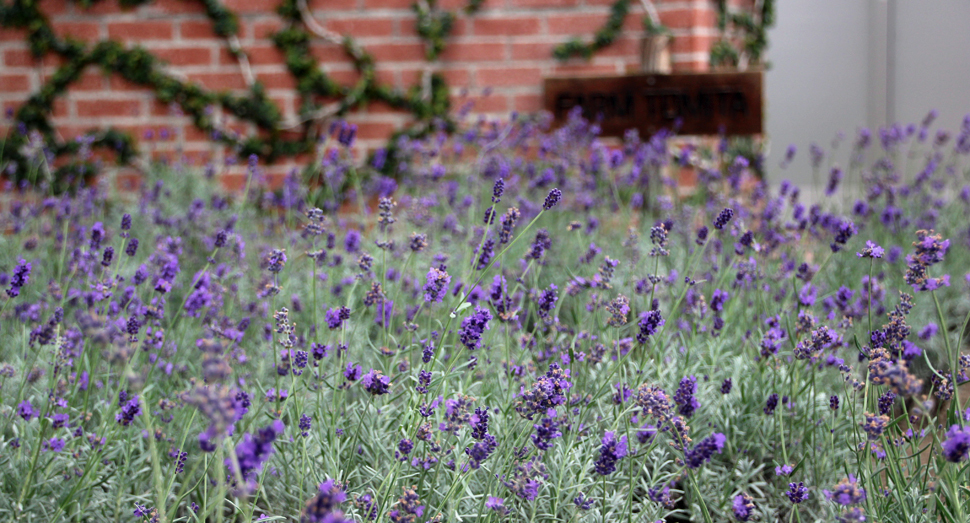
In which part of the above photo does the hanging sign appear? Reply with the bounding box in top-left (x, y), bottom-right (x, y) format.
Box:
top-left (544, 71), bottom-right (763, 136)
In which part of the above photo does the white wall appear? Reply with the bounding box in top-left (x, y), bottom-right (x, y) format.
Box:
top-left (764, 0), bottom-right (970, 187)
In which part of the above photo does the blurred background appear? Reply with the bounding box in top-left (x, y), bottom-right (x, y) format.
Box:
top-left (766, 1), bottom-right (970, 182)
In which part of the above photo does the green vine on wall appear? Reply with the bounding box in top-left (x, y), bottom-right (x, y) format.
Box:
top-left (0, 0), bottom-right (479, 188)
top-left (711, 0), bottom-right (774, 69)
top-left (553, 0), bottom-right (632, 61)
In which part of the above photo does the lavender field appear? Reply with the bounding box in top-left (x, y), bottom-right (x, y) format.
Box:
top-left (2, 109), bottom-right (970, 522)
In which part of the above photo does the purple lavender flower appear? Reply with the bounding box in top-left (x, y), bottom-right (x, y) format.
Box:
top-left (732, 493), bottom-right (754, 521)
top-left (465, 433), bottom-right (497, 469)
top-left (573, 492), bottom-right (595, 510)
top-left (825, 166), bottom-right (843, 196)
top-left (361, 369), bottom-right (390, 395)
top-left (470, 406), bottom-right (490, 440)
top-left (531, 416), bottom-right (562, 451)
top-left (6, 259), bottom-right (31, 298)
top-left (492, 178), bottom-right (505, 203)
top-left (90, 222), bottom-right (104, 250)
top-left (101, 247), bottom-right (114, 267)
top-left (824, 475), bottom-right (866, 506)
top-left (459, 306), bottom-right (492, 350)
top-left (116, 395), bottom-right (141, 426)
top-left (536, 284), bottom-right (558, 320)
top-left (301, 479), bottom-right (351, 523)
top-left (713, 208), bottom-right (734, 230)
top-left (593, 431), bottom-right (628, 475)
top-left (326, 307), bottom-right (351, 329)
top-left (485, 496), bottom-right (507, 515)
top-left (389, 487), bottom-right (424, 523)
top-left (543, 188), bottom-right (562, 210)
top-left (787, 482), bottom-right (809, 504)
top-left (764, 393), bottom-right (778, 415)
top-left (299, 414), bottom-right (312, 437)
top-left (943, 425), bottom-right (970, 462)
top-left (516, 363), bottom-right (572, 419)
top-left (673, 376), bottom-right (700, 418)
top-left (636, 310), bottom-right (664, 344)
top-left (720, 378), bottom-right (732, 394)
top-left (423, 266), bottom-right (451, 304)
top-left (125, 238), bottom-right (139, 257)
top-left (344, 363), bottom-right (362, 381)
top-left (856, 240), bottom-right (885, 259)
top-left (266, 249), bottom-right (287, 273)
top-left (684, 433), bottom-right (726, 468)
top-left (228, 420), bottom-right (285, 493)
top-left (17, 400), bottom-right (36, 420)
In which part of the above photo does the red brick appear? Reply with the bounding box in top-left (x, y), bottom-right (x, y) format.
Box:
top-left (367, 43), bottom-right (426, 62)
top-left (513, 93), bottom-right (541, 112)
top-left (439, 41), bottom-right (505, 61)
top-left (473, 17), bottom-right (541, 36)
top-left (310, 44), bottom-right (356, 67)
top-left (76, 99), bottom-right (142, 117)
top-left (0, 27), bottom-right (28, 42)
top-left (51, 99), bottom-right (69, 118)
top-left (360, 99), bottom-right (407, 114)
top-left (0, 74), bottom-right (30, 92)
top-left (325, 17), bottom-right (394, 37)
top-left (546, 14), bottom-right (609, 35)
top-left (39, 0), bottom-right (69, 15)
top-left (595, 36), bottom-right (640, 57)
top-left (439, 0), bottom-right (501, 8)
top-left (661, 8), bottom-right (718, 30)
top-left (476, 66), bottom-right (542, 87)
top-left (145, 0), bottom-right (207, 14)
top-left (223, 0), bottom-right (281, 13)
top-left (460, 93), bottom-right (508, 112)
top-left (355, 121), bottom-right (398, 139)
top-left (259, 71), bottom-right (297, 90)
top-left (113, 169), bottom-right (142, 191)
top-left (240, 45), bottom-right (286, 65)
top-left (362, 0), bottom-right (411, 8)
top-left (52, 21), bottom-right (101, 42)
top-left (671, 35), bottom-right (717, 55)
top-left (400, 18), bottom-right (466, 37)
top-left (48, 70), bottom-right (103, 91)
top-left (153, 47), bottom-right (214, 67)
top-left (3, 48), bottom-right (36, 67)
top-left (248, 19), bottom-right (285, 39)
top-left (551, 63), bottom-right (617, 76)
top-left (510, 41), bottom-right (556, 60)
top-left (328, 69), bottom-right (361, 84)
top-left (673, 60), bottom-right (709, 73)
top-left (76, 0), bottom-right (125, 14)
top-left (109, 75), bottom-right (152, 91)
top-left (269, 95), bottom-right (294, 116)
top-left (509, 0), bottom-right (578, 8)
top-left (219, 173), bottom-right (249, 192)
top-left (306, 0), bottom-right (356, 9)
top-left (183, 125), bottom-right (212, 141)
top-left (180, 20), bottom-right (219, 39)
top-left (108, 21), bottom-right (173, 40)
top-left (187, 72), bottom-right (247, 90)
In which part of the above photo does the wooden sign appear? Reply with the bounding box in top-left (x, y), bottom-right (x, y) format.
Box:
top-left (544, 71), bottom-right (763, 136)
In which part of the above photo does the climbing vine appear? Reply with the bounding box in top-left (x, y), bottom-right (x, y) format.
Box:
top-left (0, 0), bottom-right (479, 188)
top-left (553, 0), bottom-right (633, 61)
top-left (1, 0), bottom-right (679, 189)
top-left (710, 0), bottom-right (775, 69)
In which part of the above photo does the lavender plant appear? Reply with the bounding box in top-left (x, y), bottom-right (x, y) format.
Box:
top-left (1, 108), bottom-right (970, 523)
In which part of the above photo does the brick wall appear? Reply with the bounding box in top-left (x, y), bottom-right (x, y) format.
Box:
top-left (0, 0), bottom-right (723, 186)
